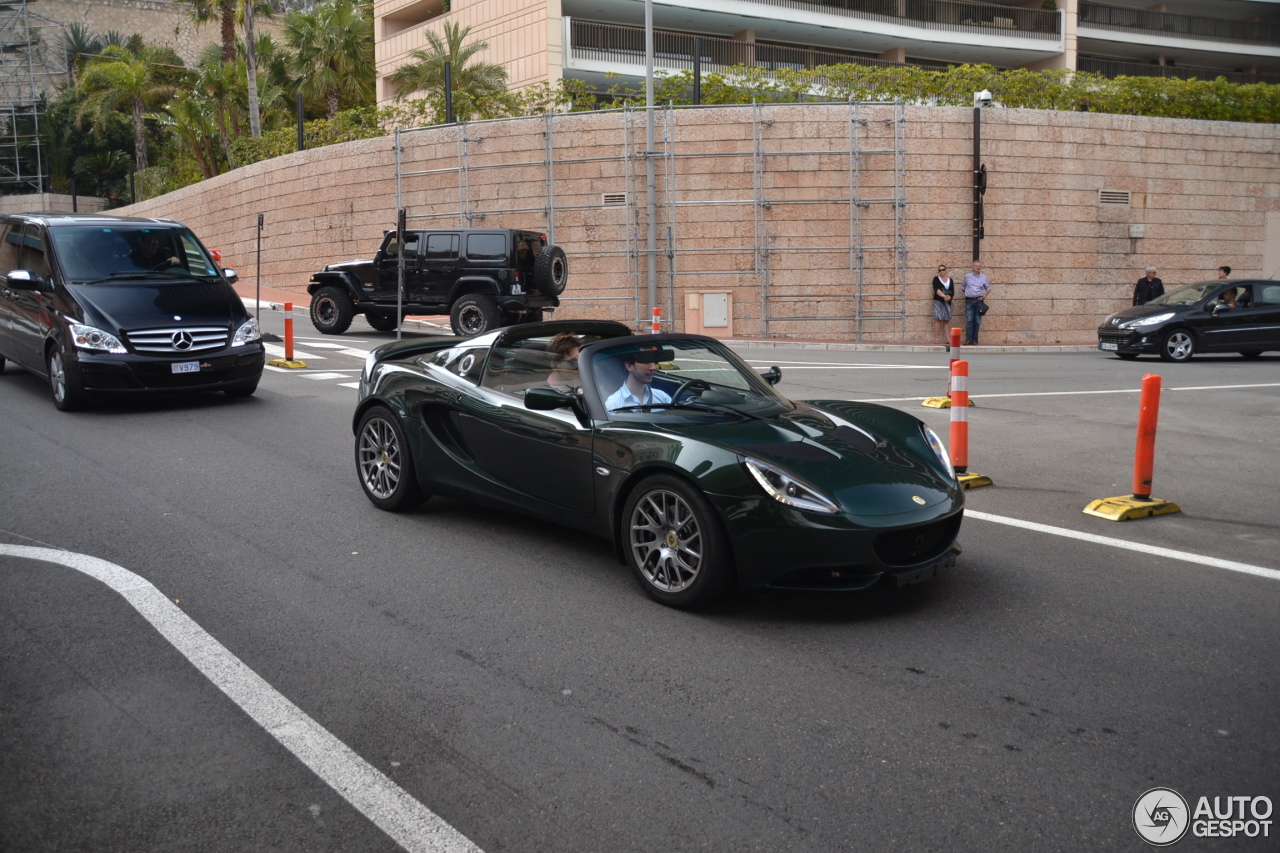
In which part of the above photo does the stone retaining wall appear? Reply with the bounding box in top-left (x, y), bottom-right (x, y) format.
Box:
top-left (119, 105), bottom-right (1280, 344)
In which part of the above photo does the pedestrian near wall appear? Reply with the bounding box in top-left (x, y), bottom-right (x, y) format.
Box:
top-left (962, 261), bottom-right (990, 345)
top-left (931, 264), bottom-right (954, 346)
top-left (1218, 265), bottom-right (1232, 279)
top-left (1133, 266), bottom-right (1164, 305)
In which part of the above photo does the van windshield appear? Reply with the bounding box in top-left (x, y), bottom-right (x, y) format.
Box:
top-left (48, 225), bottom-right (223, 283)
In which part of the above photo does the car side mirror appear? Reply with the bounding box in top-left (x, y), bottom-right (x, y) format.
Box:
top-left (5, 269), bottom-right (44, 290)
top-left (222, 268), bottom-right (238, 285)
top-left (761, 365), bottom-right (782, 385)
top-left (525, 387), bottom-right (575, 411)
top-left (1211, 302), bottom-right (1226, 316)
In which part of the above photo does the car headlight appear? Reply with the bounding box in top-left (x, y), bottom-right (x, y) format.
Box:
top-left (232, 318), bottom-right (261, 346)
top-left (69, 323), bottom-right (126, 354)
top-left (1120, 312), bottom-right (1173, 329)
top-left (741, 456), bottom-right (839, 514)
top-left (922, 425), bottom-right (955, 479)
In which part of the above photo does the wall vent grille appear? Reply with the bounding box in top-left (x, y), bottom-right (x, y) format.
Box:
top-left (1099, 189), bottom-right (1131, 206)
top-left (602, 192), bottom-right (627, 206)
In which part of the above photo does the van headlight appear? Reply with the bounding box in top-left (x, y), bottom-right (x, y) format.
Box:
top-left (70, 323), bottom-right (126, 354)
top-left (741, 457), bottom-right (839, 514)
top-left (922, 425), bottom-right (955, 478)
top-left (232, 318), bottom-right (261, 345)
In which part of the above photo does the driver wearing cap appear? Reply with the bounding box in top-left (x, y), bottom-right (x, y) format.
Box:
top-left (605, 347), bottom-right (672, 411)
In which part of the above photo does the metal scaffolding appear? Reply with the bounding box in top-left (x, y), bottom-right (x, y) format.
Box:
top-left (392, 101), bottom-right (909, 341)
top-left (0, 0), bottom-right (66, 196)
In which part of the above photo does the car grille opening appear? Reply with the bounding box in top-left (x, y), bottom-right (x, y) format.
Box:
top-left (873, 514), bottom-right (961, 567)
top-left (1098, 331), bottom-right (1134, 345)
top-left (126, 326), bottom-right (229, 354)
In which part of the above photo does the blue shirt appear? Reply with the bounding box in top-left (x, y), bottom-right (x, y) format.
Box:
top-left (963, 271), bottom-right (990, 298)
top-left (605, 383), bottom-right (672, 411)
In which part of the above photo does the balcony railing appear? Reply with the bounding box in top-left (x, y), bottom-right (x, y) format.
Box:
top-left (571, 21), bottom-right (948, 76)
top-left (1077, 56), bottom-right (1280, 86)
top-left (1079, 2), bottom-right (1280, 46)
top-left (760, 0), bottom-right (1061, 39)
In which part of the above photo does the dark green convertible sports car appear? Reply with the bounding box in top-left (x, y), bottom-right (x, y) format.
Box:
top-left (353, 320), bottom-right (963, 608)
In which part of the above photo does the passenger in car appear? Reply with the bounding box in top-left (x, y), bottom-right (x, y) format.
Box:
top-left (605, 348), bottom-right (672, 411)
top-left (546, 333), bottom-right (583, 393)
top-left (130, 231), bottom-right (181, 270)
top-left (1218, 288), bottom-right (1239, 309)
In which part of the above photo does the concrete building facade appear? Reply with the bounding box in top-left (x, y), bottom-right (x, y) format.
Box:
top-left (117, 105), bottom-right (1280, 345)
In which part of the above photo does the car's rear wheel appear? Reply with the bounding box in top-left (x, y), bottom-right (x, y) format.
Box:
top-left (1116, 352), bottom-right (1139, 360)
top-left (532, 245), bottom-right (568, 296)
top-left (311, 286), bottom-right (355, 335)
top-left (365, 310), bottom-right (399, 332)
top-left (450, 293), bottom-right (500, 336)
top-left (1159, 329), bottom-right (1194, 362)
top-left (622, 474), bottom-right (730, 608)
top-left (355, 407), bottom-right (427, 511)
top-left (48, 344), bottom-right (87, 412)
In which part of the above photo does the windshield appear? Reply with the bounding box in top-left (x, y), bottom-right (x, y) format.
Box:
top-left (594, 339), bottom-right (790, 420)
top-left (1149, 282), bottom-right (1217, 307)
top-left (48, 225), bottom-right (222, 283)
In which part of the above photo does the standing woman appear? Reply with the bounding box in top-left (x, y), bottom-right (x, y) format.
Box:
top-left (931, 263), bottom-right (954, 346)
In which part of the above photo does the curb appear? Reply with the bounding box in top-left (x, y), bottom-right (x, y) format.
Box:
top-left (723, 339), bottom-right (1099, 353)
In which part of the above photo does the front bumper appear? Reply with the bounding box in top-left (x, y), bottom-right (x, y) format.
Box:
top-left (1097, 329), bottom-right (1159, 354)
top-left (708, 492), bottom-right (964, 591)
top-left (73, 345), bottom-right (265, 394)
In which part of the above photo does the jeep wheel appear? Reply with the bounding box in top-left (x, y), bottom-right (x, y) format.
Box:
top-left (450, 294), bottom-right (501, 336)
top-left (532, 245), bottom-right (568, 296)
top-left (366, 310), bottom-right (399, 332)
top-left (310, 286), bottom-right (355, 335)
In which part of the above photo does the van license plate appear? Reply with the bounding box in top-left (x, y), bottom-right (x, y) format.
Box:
top-left (172, 361), bottom-right (201, 374)
top-left (1099, 342), bottom-right (1118, 351)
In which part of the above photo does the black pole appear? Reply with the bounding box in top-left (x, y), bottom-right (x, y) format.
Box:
top-left (693, 37), bottom-right (701, 106)
top-left (297, 92), bottom-right (305, 151)
top-left (256, 213), bottom-right (264, 314)
top-left (71, 176), bottom-right (77, 212)
top-left (972, 105), bottom-right (981, 262)
top-left (444, 61), bottom-right (454, 124)
top-left (396, 208), bottom-right (406, 341)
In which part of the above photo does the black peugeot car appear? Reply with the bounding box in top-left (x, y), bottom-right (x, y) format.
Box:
top-left (1098, 279), bottom-right (1280, 362)
top-left (0, 213), bottom-right (264, 410)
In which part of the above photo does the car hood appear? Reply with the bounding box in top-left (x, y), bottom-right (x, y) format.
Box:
top-left (648, 401), bottom-right (959, 517)
top-left (68, 280), bottom-right (242, 332)
top-left (1101, 303), bottom-right (1188, 326)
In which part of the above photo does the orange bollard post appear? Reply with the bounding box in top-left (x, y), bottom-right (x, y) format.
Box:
top-left (651, 306), bottom-right (662, 334)
top-left (1132, 373), bottom-right (1161, 500)
top-left (923, 328), bottom-right (973, 408)
top-left (1083, 373), bottom-right (1180, 520)
top-left (284, 301), bottom-right (294, 361)
top-left (949, 360), bottom-right (968, 473)
top-left (949, 360), bottom-right (992, 489)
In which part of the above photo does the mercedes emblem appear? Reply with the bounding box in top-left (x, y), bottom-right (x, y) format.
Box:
top-left (171, 330), bottom-right (194, 351)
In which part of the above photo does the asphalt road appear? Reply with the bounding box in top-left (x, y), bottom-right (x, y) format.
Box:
top-left (3, 315), bottom-right (1278, 852)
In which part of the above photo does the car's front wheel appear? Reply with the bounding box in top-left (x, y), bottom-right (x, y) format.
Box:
top-left (48, 344), bottom-right (87, 412)
top-left (365, 310), bottom-right (399, 332)
top-left (450, 294), bottom-right (501, 336)
top-left (1116, 352), bottom-right (1139, 360)
top-left (622, 474), bottom-right (731, 608)
top-left (1159, 329), bottom-right (1195, 362)
top-left (355, 407), bottom-right (427, 511)
top-left (311, 286), bottom-right (355, 335)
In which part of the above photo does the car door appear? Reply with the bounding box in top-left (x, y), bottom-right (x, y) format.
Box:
top-left (1203, 283), bottom-right (1271, 350)
top-left (419, 233), bottom-right (459, 307)
top-left (451, 342), bottom-right (595, 514)
top-left (373, 231), bottom-right (412, 305)
top-left (0, 220), bottom-right (20, 359)
top-left (8, 224), bottom-right (55, 369)
top-left (1252, 282), bottom-right (1280, 348)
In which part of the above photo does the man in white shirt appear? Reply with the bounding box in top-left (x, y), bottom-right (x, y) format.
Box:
top-left (605, 349), bottom-right (673, 410)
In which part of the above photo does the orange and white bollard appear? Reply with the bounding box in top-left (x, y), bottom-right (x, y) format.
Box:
top-left (923, 327), bottom-right (974, 408)
top-left (1084, 373), bottom-right (1180, 520)
top-left (948, 359), bottom-right (991, 489)
top-left (265, 301), bottom-right (306, 369)
top-left (651, 306), bottom-right (662, 334)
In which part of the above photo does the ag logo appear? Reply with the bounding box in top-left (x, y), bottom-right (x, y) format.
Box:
top-left (1134, 787), bottom-right (1190, 846)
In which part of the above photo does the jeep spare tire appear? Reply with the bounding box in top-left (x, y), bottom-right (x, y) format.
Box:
top-left (532, 245), bottom-right (568, 296)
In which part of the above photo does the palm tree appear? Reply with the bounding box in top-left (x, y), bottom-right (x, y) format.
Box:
top-left (159, 92), bottom-right (224, 178)
top-left (60, 23), bottom-right (103, 87)
top-left (285, 0), bottom-right (375, 118)
top-left (193, 47), bottom-right (243, 167)
top-left (74, 150), bottom-right (132, 196)
top-left (387, 22), bottom-right (507, 109)
top-left (75, 45), bottom-right (177, 171)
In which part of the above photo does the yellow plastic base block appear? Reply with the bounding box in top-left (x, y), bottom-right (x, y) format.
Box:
top-left (921, 396), bottom-right (976, 409)
top-left (267, 358), bottom-right (307, 369)
top-left (957, 471), bottom-right (993, 489)
top-left (1082, 495), bottom-right (1181, 521)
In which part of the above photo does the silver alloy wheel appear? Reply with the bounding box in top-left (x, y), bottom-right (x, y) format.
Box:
top-left (1165, 331), bottom-right (1193, 361)
top-left (49, 350), bottom-right (67, 403)
top-left (629, 488), bottom-right (703, 592)
top-left (458, 304), bottom-right (485, 335)
top-left (357, 416), bottom-right (403, 499)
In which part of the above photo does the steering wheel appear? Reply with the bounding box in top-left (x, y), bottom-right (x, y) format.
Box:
top-left (671, 377), bottom-right (710, 403)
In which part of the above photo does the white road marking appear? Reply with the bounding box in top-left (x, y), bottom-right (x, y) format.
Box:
top-left (265, 344), bottom-right (325, 360)
top-left (302, 372), bottom-right (349, 380)
top-left (339, 382), bottom-right (361, 389)
top-left (965, 510), bottom-right (1280, 582)
top-left (0, 544), bottom-right (482, 853)
top-left (859, 382), bottom-right (1280, 403)
top-left (747, 360), bottom-right (946, 369)
top-left (296, 335), bottom-right (372, 344)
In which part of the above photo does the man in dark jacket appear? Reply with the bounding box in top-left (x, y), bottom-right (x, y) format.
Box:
top-left (1133, 266), bottom-right (1164, 305)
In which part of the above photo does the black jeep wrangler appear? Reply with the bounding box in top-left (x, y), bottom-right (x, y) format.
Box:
top-left (307, 228), bottom-right (567, 336)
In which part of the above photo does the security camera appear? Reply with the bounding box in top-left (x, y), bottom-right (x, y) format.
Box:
top-left (974, 90), bottom-right (993, 107)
